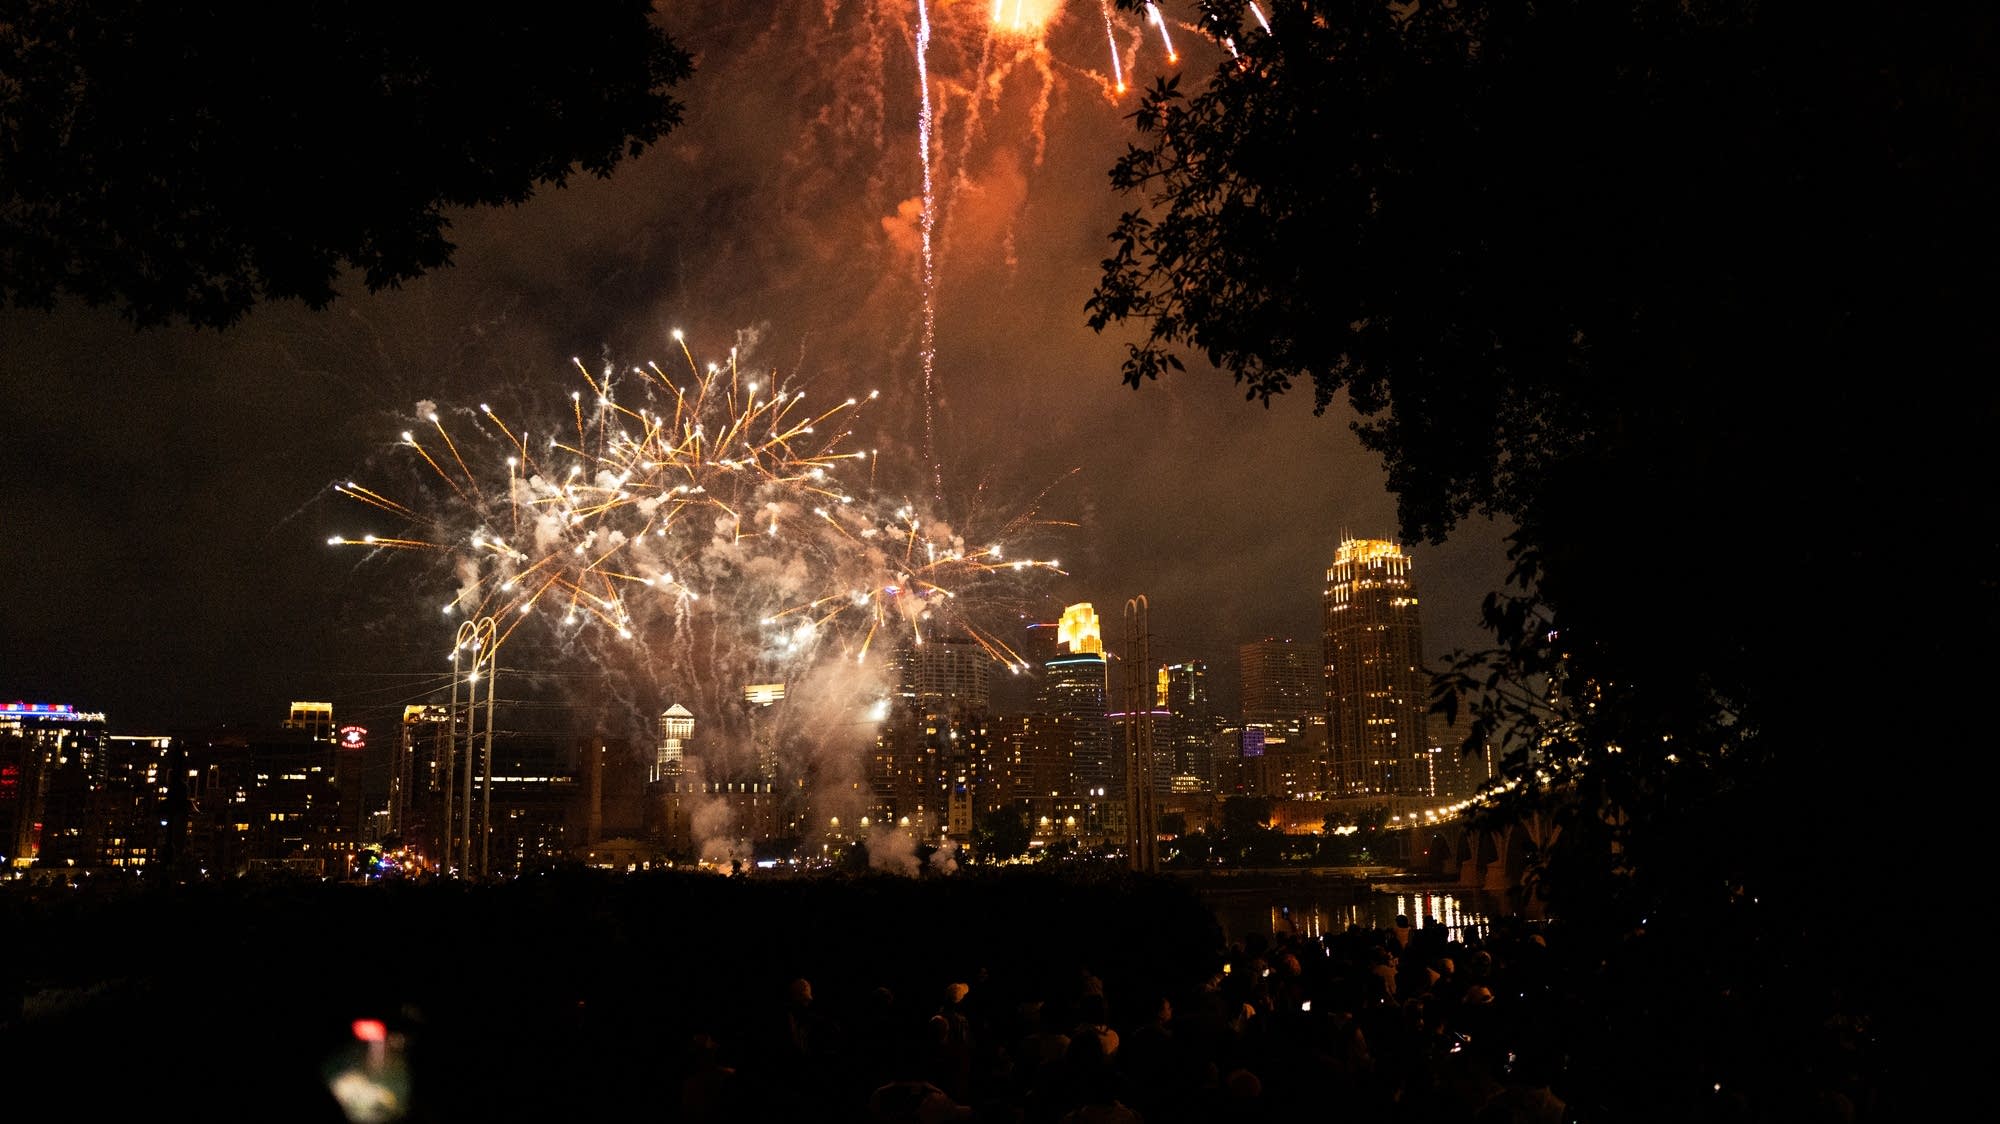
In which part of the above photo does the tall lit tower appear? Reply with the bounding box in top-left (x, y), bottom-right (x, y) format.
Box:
top-left (742, 684), bottom-right (785, 782)
top-left (1238, 639), bottom-right (1318, 734)
top-left (395, 703), bottom-right (450, 842)
top-left (1043, 602), bottom-right (1115, 839)
top-left (1161, 661), bottom-right (1216, 791)
top-left (656, 704), bottom-right (694, 782)
top-left (1057, 601), bottom-right (1102, 656)
top-left (890, 631), bottom-right (992, 714)
top-left (870, 628), bottom-right (997, 834)
top-left (1323, 536), bottom-right (1430, 796)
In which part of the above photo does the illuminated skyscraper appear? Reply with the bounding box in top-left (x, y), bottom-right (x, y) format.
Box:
top-left (1057, 602), bottom-right (1102, 656)
top-left (888, 630), bottom-right (992, 720)
top-left (1239, 638), bottom-right (1319, 734)
top-left (1426, 709), bottom-right (1494, 800)
top-left (1161, 661), bottom-right (1216, 791)
top-left (284, 701), bottom-right (335, 743)
top-left (1323, 537), bottom-right (1431, 796)
top-left (180, 724), bottom-right (342, 877)
top-left (1043, 603), bottom-right (1116, 841)
top-left (395, 704), bottom-right (451, 844)
top-left (1046, 604), bottom-right (1111, 784)
top-left (99, 733), bottom-right (174, 870)
top-left (656, 704), bottom-right (693, 782)
top-left (872, 629), bottom-right (998, 834)
top-left (283, 701), bottom-right (358, 846)
top-left (1236, 638), bottom-right (1325, 794)
top-left (0, 702), bottom-right (107, 869)
top-left (647, 703), bottom-right (704, 857)
top-left (743, 684), bottom-right (784, 783)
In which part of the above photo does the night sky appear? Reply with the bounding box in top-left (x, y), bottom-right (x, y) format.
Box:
top-left (0, 3), bottom-right (1508, 737)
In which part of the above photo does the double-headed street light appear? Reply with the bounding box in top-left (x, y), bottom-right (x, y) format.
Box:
top-left (447, 616), bottom-right (498, 878)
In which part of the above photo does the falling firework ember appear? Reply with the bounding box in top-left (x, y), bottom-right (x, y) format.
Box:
top-left (905, 3), bottom-right (1218, 486)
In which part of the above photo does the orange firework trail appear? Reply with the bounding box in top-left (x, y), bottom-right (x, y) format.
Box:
top-left (1100, 1), bottom-right (1126, 94)
top-left (1144, 3), bottom-right (1179, 64)
top-left (916, 0), bottom-right (941, 503)
top-left (903, 2), bottom-right (1201, 501)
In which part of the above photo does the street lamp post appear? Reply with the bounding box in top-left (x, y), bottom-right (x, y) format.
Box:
top-left (1124, 595), bottom-right (1159, 874)
top-left (450, 616), bottom-right (498, 878)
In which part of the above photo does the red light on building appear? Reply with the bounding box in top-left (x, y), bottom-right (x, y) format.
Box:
top-left (338, 725), bottom-right (368, 750)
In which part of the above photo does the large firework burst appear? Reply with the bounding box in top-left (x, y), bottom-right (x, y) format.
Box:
top-left (331, 332), bottom-right (1070, 702)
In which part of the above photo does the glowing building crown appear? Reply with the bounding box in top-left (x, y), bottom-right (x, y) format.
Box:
top-left (1058, 602), bottom-right (1102, 654)
top-left (1333, 537), bottom-right (1408, 567)
top-left (661, 703), bottom-right (694, 740)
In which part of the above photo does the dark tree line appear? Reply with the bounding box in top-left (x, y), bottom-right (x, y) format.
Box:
top-left (0, 1), bottom-right (691, 328)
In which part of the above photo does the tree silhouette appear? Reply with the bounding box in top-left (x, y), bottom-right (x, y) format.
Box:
top-left (0, 1), bottom-right (692, 328)
top-left (1090, 0), bottom-right (1988, 1047)
top-left (973, 805), bottom-right (1032, 862)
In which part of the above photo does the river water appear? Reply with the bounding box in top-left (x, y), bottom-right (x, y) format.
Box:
top-left (1183, 871), bottom-right (1502, 947)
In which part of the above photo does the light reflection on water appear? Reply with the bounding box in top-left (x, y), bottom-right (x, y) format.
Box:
top-left (1194, 881), bottom-right (1497, 946)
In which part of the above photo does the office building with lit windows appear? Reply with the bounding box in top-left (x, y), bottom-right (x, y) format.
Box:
top-left (1161, 661), bottom-right (1217, 792)
top-left (1, 702), bottom-right (108, 869)
top-left (1043, 604), bottom-right (1112, 793)
top-left (1039, 603), bottom-right (1118, 843)
top-left (97, 733), bottom-right (176, 870)
top-left (1236, 638), bottom-right (1327, 796)
top-left (870, 630), bottom-right (998, 838)
top-left (890, 632), bottom-right (992, 714)
top-left (655, 704), bottom-right (693, 782)
top-left (284, 701), bottom-right (335, 743)
top-left (1323, 536), bottom-right (1432, 796)
top-left (180, 724), bottom-right (343, 877)
top-left (1426, 708), bottom-right (1495, 801)
top-left (1239, 638), bottom-right (1320, 735)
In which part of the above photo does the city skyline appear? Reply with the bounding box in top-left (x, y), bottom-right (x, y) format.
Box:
top-left (1, 538), bottom-right (1478, 874)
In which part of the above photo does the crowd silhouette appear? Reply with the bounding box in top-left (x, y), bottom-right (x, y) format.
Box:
top-left (1, 868), bottom-right (1882, 1123)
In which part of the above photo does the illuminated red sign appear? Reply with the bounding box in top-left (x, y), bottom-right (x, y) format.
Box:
top-left (338, 725), bottom-right (368, 750)
top-left (1, 702), bottom-right (78, 718)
